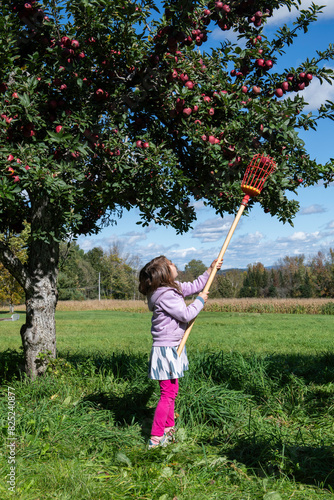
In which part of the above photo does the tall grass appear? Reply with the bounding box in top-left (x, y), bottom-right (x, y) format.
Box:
top-left (1, 345), bottom-right (334, 498)
top-left (1, 309), bottom-right (334, 498)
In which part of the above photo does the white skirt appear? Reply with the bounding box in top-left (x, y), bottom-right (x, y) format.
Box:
top-left (148, 345), bottom-right (189, 380)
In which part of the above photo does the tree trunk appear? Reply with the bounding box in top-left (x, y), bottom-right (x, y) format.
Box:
top-left (21, 196), bottom-right (60, 378)
top-left (0, 195), bottom-right (60, 378)
top-left (20, 269), bottom-right (58, 378)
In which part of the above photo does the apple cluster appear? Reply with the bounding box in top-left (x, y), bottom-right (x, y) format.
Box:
top-left (155, 1), bottom-right (275, 57)
top-left (55, 36), bottom-right (85, 65)
top-left (12, 0), bottom-right (45, 26)
top-left (274, 71), bottom-right (313, 98)
top-left (5, 154), bottom-right (31, 183)
top-left (1, 101), bottom-right (37, 144)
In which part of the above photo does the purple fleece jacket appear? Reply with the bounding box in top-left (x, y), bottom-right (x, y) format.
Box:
top-left (147, 271), bottom-right (210, 347)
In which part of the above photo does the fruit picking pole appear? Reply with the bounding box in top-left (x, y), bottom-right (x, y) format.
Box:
top-left (177, 153), bottom-right (277, 357)
top-left (177, 194), bottom-right (250, 357)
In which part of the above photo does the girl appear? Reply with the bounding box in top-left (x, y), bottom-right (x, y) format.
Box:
top-left (138, 255), bottom-right (221, 448)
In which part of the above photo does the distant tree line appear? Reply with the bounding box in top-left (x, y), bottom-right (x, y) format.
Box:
top-left (238, 251), bottom-right (334, 299)
top-left (0, 232), bottom-right (333, 305)
top-left (57, 242), bottom-right (140, 301)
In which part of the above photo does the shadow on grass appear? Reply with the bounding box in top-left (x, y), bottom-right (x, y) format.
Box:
top-left (1, 348), bottom-right (334, 484)
top-left (82, 388), bottom-right (155, 434)
top-left (62, 350), bottom-right (156, 437)
top-left (0, 348), bottom-right (25, 381)
top-left (225, 436), bottom-right (334, 490)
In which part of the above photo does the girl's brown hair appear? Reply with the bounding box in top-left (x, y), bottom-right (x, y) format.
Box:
top-left (138, 256), bottom-right (181, 296)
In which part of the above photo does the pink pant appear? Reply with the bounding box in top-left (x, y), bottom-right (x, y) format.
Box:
top-left (151, 378), bottom-right (179, 437)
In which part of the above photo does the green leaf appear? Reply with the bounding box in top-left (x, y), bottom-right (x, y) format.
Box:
top-left (263, 492), bottom-right (282, 500)
top-left (115, 451), bottom-right (132, 467)
top-left (19, 94), bottom-right (31, 108)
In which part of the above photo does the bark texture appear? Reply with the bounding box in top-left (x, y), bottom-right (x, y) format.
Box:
top-left (0, 196), bottom-right (60, 378)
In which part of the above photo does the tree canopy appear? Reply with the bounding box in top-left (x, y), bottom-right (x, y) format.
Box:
top-left (1, 0), bottom-right (334, 376)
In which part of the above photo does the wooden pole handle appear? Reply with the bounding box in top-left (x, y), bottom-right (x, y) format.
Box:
top-left (177, 197), bottom-right (249, 357)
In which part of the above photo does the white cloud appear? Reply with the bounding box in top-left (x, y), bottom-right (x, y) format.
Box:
top-left (124, 232), bottom-right (147, 245)
top-left (297, 71), bottom-right (334, 110)
top-left (191, 216), bottom-right (236, 242)
top-left (191, 199), bottom-right (210, 211)
top-left (211, 27), bottom-right (243, 45)
top-left (300, 204), bottom-right (327, 215)
top-left (169, 247), bottom-right (198, 258)
top-left (277, 230), bottom-right (322, 242)
top-left (211, 2), bottom-right (334, 42)
top-left (267, 1), bottom-right (334, 26)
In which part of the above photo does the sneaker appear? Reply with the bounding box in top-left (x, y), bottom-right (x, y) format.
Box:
top-left (148, 434), bottom-right (168, 449)
top-left (164, 427), bottom-right (176, 443)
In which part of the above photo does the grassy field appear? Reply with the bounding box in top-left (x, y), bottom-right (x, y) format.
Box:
top-left (2, 308), bottom-right (334, 355)
top-left (1, 308), bottom-right (334, 499)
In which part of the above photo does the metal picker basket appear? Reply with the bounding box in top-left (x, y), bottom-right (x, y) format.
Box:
top-left (241, 153), bottom-right (277, 197)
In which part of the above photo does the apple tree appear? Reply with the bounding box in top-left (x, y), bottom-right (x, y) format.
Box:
top-left (0, 0), bottom-right (334, 377)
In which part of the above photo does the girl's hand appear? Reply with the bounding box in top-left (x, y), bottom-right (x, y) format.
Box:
top-left (208, 258), bottom-right (223, 274)
top-left (198, 291), bottom-right (209, 303)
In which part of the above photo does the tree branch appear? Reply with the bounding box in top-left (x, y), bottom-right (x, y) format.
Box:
top-left (0, 240), bottom-right (31, 292)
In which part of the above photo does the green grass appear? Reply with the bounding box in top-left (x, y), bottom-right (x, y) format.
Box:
top-left (1, 310), bottom-right (334, 499)
top-left (2, 310), bottom-right (334, 355)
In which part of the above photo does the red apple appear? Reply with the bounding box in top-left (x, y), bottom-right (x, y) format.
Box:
top-left (208, 108), bottom-right (215, 116)
top-left (185, 80), bottom-right (194, 89)
top-left (56, 125), bottom-right (63, 133)
top-left (281, 81), bottom-right (289, 91)
top-left (61, 36), bottom-right (71, 47)
top-left (252, 86), bottom-right (261, 95)
top-left (275, 88), bottom-right (284, 97)
top-left (136, 140), bottom-right (142, 147)
top-left (142, 141), bottom-right (149, 148)
top-left (183, 107), bottom-right (192, 116)
top-left (241, 85), bottom-right (248, 93)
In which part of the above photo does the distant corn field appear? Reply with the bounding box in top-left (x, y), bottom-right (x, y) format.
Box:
top-left (2, 298), bottom-right (334, 314)
top-left (44, 297), bottom-right (334, 314)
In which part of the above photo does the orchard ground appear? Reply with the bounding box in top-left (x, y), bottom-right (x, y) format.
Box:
top-left (1, 302), bottom-right (334, 499)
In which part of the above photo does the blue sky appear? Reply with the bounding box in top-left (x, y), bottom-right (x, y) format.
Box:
top-left (78, 1), bottom-right (334, 270)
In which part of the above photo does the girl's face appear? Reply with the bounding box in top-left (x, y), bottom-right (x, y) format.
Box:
top-left (168, 260), bottom-right (178, 280)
